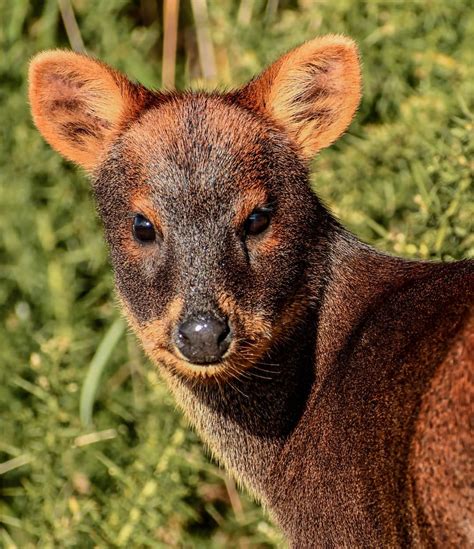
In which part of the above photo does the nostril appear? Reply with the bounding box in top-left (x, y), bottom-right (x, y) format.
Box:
top-left (217, 325), bottom-right (231, 356)
top-left (177, 325), bottom-right (190, 343)
top-left (217, 322), bottom-right (230, 345)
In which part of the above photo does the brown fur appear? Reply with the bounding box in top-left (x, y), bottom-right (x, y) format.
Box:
top-left (28, 50), bottom-right (152, 170)
top-left (239, 35), bottom-right (361, 158)
top-left (410, 317), bottom-right (474, 545)
top-left (29, 36), bottom-right (473, 547)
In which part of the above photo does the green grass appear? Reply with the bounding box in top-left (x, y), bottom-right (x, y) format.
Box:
top-left (0, 1), bottom-right (473, 547)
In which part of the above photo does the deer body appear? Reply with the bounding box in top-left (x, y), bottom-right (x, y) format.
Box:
top-left (28, 36), bottom-right (473, 547)
top-left (165, 230), bottom-right (473, 547)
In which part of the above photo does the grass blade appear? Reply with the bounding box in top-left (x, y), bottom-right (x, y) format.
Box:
top-left (80, 318), bottom-right (125, 426)
top-left (190, 0), bottom-right (216, 82)
top-left (57, 0), bottom-right (86, 53)
top-left (162, 0), bottom-right (180, 89)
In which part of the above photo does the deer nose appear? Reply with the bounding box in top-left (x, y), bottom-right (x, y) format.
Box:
top-left (175, 315), bottom-right (231, 364)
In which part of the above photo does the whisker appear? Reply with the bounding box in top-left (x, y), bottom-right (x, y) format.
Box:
top-left (226, 364), bottom-right (247, 383)
top-left (226, 378), bottom-right (249, 399)
top-left (246, 371), bottom-right (273, 381)
top-left (253, 361), bottom-right (281, 369)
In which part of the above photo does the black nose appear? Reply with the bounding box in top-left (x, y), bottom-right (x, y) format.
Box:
top-left (175, 315), bottom-right (231, 364)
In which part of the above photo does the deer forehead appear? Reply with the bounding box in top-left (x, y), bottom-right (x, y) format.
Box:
top-left (98, 95), bottom-right (293, 221)
top-left (126, 97), bottom-right (278, 178)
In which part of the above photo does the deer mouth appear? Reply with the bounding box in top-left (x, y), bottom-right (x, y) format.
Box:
top-left (140, 329), bottom-right (273, 382)
top-left (134, 296), bottom-right (274, 380)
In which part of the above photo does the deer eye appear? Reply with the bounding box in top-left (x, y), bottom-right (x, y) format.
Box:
top-left (243, 209), bottom-right (271, 237)
top-left (132, 214), bottom-right (156, 243)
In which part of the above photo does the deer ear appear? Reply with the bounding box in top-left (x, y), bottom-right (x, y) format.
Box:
top-left (238, 35), bottom-right (361, 159)
top-left (29, 50), bottom-right (151, 171)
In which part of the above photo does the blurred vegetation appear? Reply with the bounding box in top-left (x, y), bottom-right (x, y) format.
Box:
top-left (0, 0), bottom-right (473, 547)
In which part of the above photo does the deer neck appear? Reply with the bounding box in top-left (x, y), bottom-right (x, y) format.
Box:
top-left (157, 228), bottom-right (413, 494)
top-left (157, 222), bottom-right (340, 500)
top-left (161, 309), bottom-right (318, 501)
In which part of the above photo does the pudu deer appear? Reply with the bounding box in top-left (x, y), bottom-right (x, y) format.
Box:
top-left (29, 35), bottom-right (473, 547)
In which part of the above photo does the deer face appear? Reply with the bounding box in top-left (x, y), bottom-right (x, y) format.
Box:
top-left (28, 36), bottom-right (361, 380)
top-left (93, 94), bottom-right (317, 379)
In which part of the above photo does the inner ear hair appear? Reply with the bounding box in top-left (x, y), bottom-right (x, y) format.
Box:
top-left (237, 35), bottom-right (361, 159)
top-left (29, 50), bottom-right (151, 171)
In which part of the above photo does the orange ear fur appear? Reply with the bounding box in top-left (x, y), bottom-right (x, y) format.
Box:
top-left (28, 50), bottom-right (150, 171)
top-left (239, 35), bottom-right (361, 159)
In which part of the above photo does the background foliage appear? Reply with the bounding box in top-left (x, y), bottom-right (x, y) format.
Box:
top-left (0, 1), bottom-right (473, 547)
